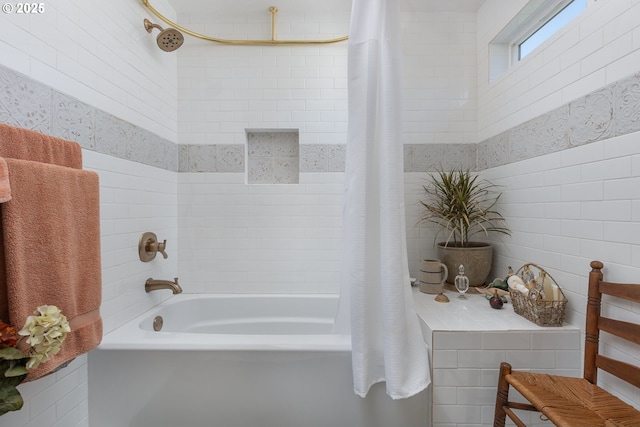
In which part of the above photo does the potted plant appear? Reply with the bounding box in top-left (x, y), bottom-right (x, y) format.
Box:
top-left (419, 168), bottom-right (511, 286)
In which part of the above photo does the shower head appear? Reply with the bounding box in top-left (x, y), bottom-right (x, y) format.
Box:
top-left (144, 18), bottom-right (184, 52)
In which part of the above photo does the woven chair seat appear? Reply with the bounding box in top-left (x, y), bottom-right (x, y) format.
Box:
top-left (507, 371), bottom-right (640, 427)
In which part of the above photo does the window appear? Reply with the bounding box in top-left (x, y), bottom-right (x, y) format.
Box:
top-left (489, 0), bottom-right (587, 82)
top-left (518, 0), bottom-right (587, 60)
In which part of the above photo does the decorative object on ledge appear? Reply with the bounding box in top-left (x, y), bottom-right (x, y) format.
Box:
top-left (141, 0), bottom-right (349, 46)
top-left (454, 264), bottom-right (469, 299)
top-left (434, 293), bottom-right (449, 303)
top-left (488, 290), bottom-right (504, 309)
top-left (477, 276), bottom-right (510, 304)
top-left (138, 232), bottom-right (168, 262)
top-left (508, 263), bottom-right (566, 327)
top-left (418, 259), bottom-right (448, 295)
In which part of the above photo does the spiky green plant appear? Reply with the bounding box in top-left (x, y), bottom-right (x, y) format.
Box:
top-left (419, 168), bottom-right (511, 247)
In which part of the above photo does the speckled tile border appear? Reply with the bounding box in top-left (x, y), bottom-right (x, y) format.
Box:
top-left (177, 143), bottom-right (347, 174)
top-left (404, 143), bottom-right (477, 172)
top-left (0, 64), bottom-right (178, 171)
top-left (477, 71), bottom-right (640, 170)
top-left (178, 144), bottom-right (244, 173)
top-left (3, 63), bottom-right (639, 174)
top-left (178, 142), bottom-right (476, 174)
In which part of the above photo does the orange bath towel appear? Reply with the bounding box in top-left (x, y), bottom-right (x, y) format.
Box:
top-left (0, 123), bottom-right (82, 169)
top-left (0, 158), bottom-right (102, 381)
top-left (0, 158), bottom-right (10, 203)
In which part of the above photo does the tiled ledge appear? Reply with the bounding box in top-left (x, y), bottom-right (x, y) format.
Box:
top-left (412, 286), bottom-right (578, 332)
top-left (412, 287), bottom-right (581, 427)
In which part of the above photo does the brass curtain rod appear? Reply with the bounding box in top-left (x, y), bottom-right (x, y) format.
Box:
top-left (141, 0), bottom-right (349, 46)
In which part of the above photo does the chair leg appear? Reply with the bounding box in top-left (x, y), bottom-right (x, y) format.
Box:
top-left (494, 362), bottom-right (512, 427)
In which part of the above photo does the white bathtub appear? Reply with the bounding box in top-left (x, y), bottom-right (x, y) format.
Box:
top-left (88, 294), bottom-right (429, 427)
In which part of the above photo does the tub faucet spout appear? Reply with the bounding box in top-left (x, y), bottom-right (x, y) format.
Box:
top-left (145, 277), bottom-right (182, 294)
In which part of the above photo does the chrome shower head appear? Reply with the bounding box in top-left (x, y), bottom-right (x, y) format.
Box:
top-left (144, 18), bottom-right (184, 52)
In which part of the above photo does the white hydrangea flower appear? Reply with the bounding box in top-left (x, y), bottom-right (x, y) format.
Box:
top-left (18, 305), bottom-right (70, 370)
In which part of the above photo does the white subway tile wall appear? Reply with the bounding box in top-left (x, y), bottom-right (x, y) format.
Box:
top-left (178, 172), bottom-right (343, 293)
top-left (176, 7), bottom-right (479, 147)
top-left (83, 150), bottom-right (178, 333)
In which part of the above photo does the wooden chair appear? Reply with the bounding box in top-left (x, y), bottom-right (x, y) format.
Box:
top-left (493, 260), bottom-right (640, 427)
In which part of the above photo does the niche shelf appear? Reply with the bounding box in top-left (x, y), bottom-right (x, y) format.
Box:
top-left (246, 129), bottom-right (299, 184)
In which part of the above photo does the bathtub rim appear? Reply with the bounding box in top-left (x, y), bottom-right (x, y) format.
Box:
top-left (99, 293), bottom-right (351, 352)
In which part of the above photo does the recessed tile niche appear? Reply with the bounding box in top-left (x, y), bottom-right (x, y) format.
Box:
top-left (246, 129), bottom-right (300, 184)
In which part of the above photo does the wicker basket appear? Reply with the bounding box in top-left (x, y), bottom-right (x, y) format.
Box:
top-left (509, 263), bottom-right (567, 327)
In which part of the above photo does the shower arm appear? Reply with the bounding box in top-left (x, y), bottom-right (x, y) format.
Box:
top-left (143, 18), bottom-right (163, 33)
top-left (141, 0), bottom-right (349, 46)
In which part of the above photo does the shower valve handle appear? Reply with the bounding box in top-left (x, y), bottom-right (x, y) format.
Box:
top-left (148, 239), bottom-right (168, 259)
top-left (156, 240), bottom-right (168, 259)
top-left (138, 232), bottom-right (169, 262)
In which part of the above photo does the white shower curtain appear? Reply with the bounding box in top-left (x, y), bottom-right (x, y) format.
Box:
top-left (333, 0), bottom-right (430, 399)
